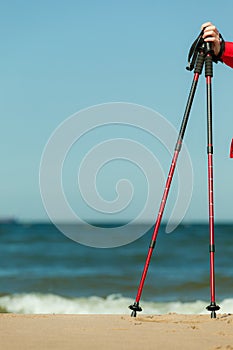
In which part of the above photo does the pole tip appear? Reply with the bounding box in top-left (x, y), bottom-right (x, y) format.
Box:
top-left (211, 311), bottom-right (216, 318)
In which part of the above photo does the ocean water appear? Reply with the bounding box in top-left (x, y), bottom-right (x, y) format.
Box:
top-left (0, 222), bottom-right (232, 315)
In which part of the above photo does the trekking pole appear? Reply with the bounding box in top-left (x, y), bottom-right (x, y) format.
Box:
top-left (129, 33), bottom-right (206, 317)
top-left (204, 42), bottom-right (220, 318)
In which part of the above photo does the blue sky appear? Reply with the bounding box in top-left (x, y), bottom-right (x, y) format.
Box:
top-left (1, 1), bottom-right (233, 222)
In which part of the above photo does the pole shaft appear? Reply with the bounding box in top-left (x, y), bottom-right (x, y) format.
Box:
top-left (206, 75), bottom-right (216, 303)
top-left (134, 73), bottom-right (200, 304)
top-left (208, 154), bottom-right (216, 302)
top-left (135, 150), bottom-right (179, 302)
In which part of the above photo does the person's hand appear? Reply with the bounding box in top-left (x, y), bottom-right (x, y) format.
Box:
top-left (201, 22), bottom-right (221, 56)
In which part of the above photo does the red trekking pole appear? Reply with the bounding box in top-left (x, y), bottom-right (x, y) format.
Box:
top-left (129, 31), bottom-right (220, 318)
top-left (205, 42), bottom-right (220, 318)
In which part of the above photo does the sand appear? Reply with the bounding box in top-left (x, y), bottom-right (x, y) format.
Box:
top-left (0, 313), bottom-right (233, 350)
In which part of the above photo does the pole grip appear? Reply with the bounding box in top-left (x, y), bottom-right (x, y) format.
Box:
top-left (194, 51), bottom-right (205, 74)
top-left (205, 55), bottom-right (213, 77)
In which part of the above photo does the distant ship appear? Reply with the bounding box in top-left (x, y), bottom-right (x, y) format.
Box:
top-left (0, 217), bottom-right (19, 224)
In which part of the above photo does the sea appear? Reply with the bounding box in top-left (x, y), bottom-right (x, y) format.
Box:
top-left (0, 222), bottom-right (232, 315)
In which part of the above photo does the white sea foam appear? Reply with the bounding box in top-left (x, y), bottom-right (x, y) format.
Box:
top-left (0, 293), bottom-right (232, 315)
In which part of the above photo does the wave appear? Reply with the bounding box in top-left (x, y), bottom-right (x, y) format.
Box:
top-left (0, 293), bottom-right (232, 315)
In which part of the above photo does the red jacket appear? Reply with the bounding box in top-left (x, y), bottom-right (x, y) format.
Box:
top-left (222, 42), bottom-right (233, 68)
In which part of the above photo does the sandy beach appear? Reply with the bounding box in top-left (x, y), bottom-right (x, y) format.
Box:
top-left (0, 313), bottom-right (233, 350)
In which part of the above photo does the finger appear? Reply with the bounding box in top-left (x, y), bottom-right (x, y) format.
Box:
top-left (201, 21), bottom-right (212, 30)
top-left (203, 36), bottom-right (215, 42)
top-left (203, 28), bottom-right (219, 39)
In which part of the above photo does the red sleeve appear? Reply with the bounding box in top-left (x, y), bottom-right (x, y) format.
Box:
top-left (221, 42), bottom-right (233, 68)
top-left (230, 139), bottom-right (233, 158)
